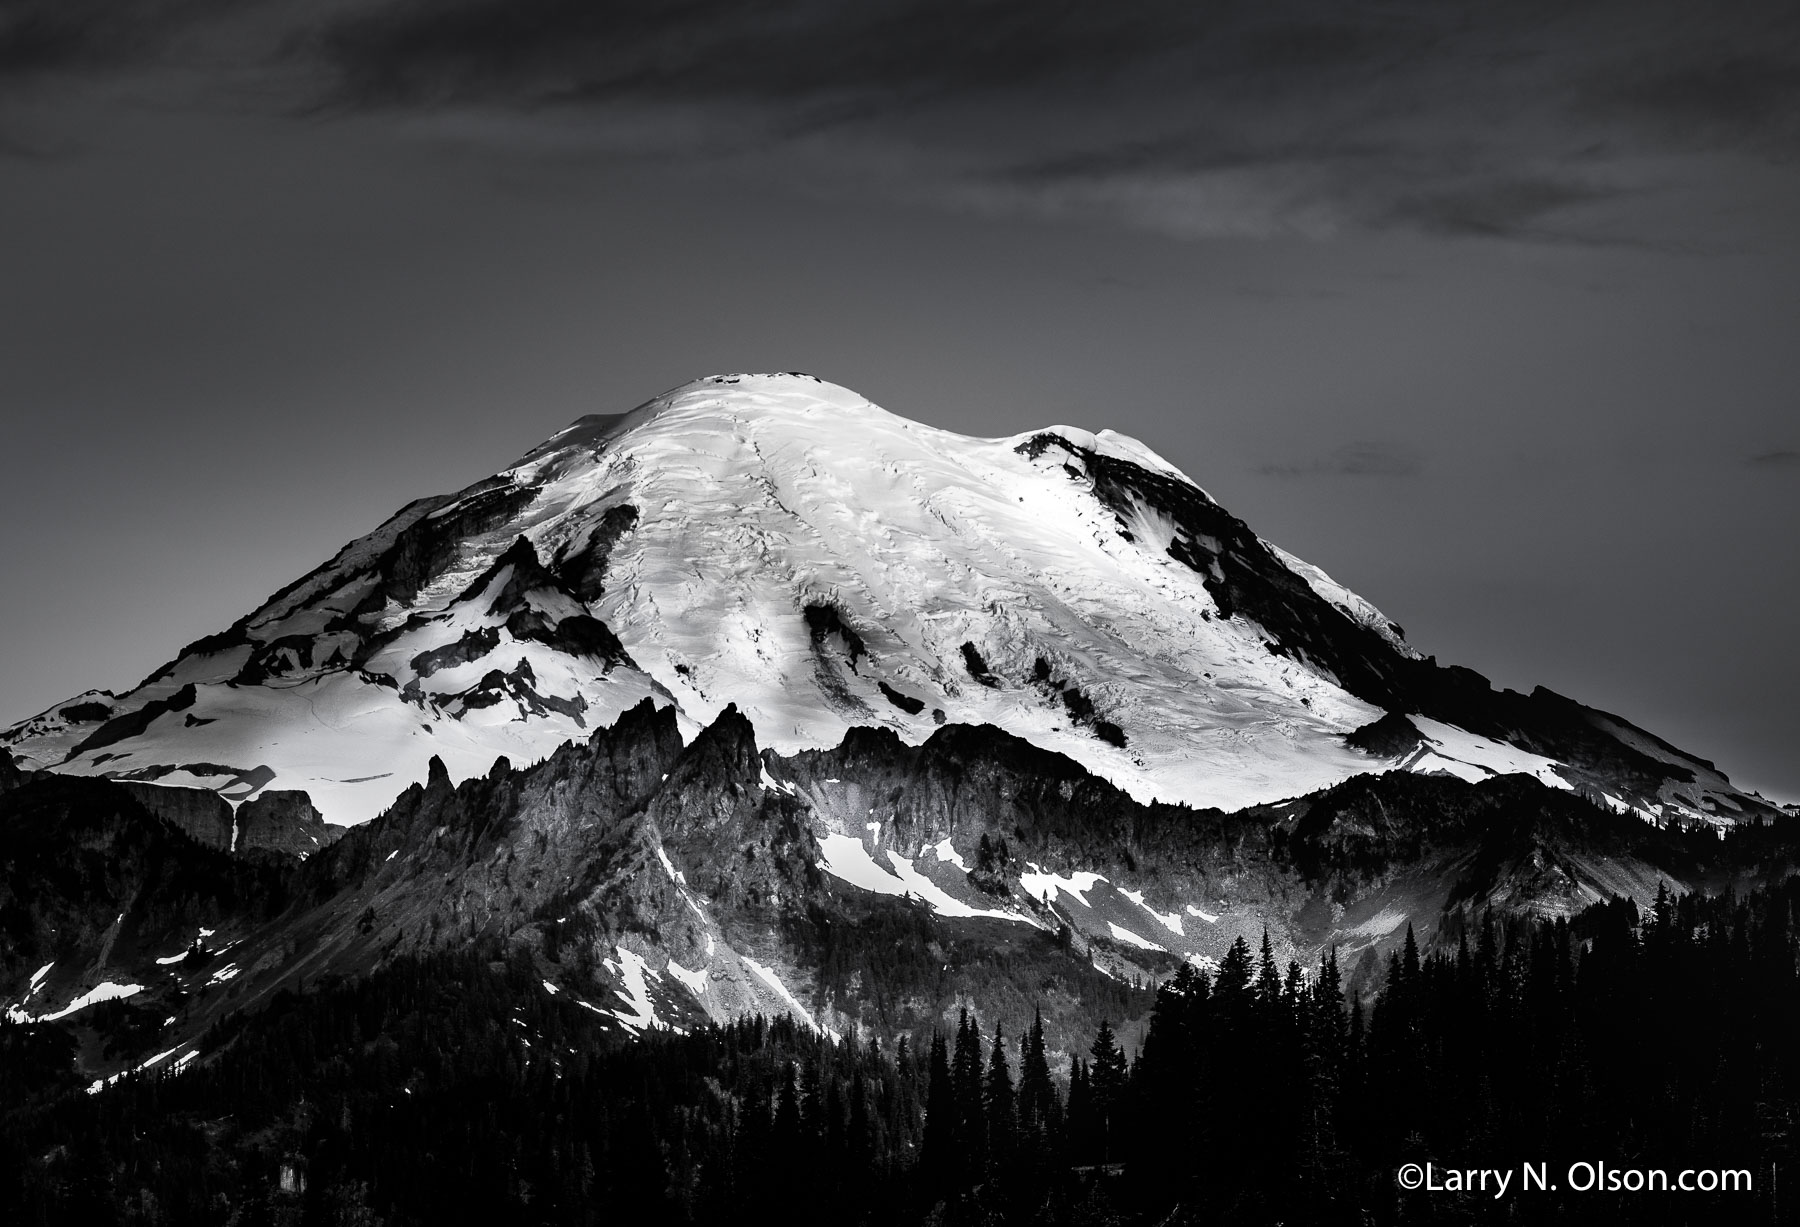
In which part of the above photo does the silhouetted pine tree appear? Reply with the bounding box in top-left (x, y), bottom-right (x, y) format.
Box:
top-left (919, 1030), bottom-right (957, 1198)
top-left (1017, 1008), bottom-right (1058, 1147)
top-left (984, 1021), bottom-right (1016, 1191)
top-left (1065, 1057), bottom-right (1095, 1165)
top-left (952, 1009), bottom-right (988, 1179)
top-left (1087, 1020), bottom-right (1128, 1167)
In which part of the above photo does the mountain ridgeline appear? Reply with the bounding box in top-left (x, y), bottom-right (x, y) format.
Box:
top-left (3, 695), bottom-right (1796, 1108)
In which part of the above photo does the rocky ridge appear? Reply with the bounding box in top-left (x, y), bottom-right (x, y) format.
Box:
top-left (5, 701), bottom-right (1793, 1093)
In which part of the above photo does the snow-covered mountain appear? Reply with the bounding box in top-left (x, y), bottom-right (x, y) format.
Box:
top-left (2, 373), bottom-right (1771, 830)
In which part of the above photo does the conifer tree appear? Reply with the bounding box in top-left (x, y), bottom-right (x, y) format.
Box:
top-left (1215, 935), bottom-right (1255, 1011)
top-left (920, 1031), bottom-right (957, 1196)
top-left (984, 1022), bottom-right (1016, 1183)
top-left (774, 1063), bottom-right (801, 1150)
top-left (1256, 928), bottom-right (1283, 1015)
top-left (1016, 1008), bottom-right (1058, 1146)
top-left (847, 1070), bottom-right (872, 1174)
top-left (1087, 1021), bottom-right (1128, 1165)
top-left (1129, 969), bottom-right (1202, 1203)
top-left (1065, 1057), bottom-right (1094, 1165)
top-left (952, 1009), bottom-right (988, 1177)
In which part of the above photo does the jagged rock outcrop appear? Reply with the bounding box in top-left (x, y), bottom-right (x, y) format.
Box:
top-left (235, 790), bottom-right (335, 858)
top-left (652, 705), bottom-right (823, 919)
top-left (1345, 711), bottom-right (1427, 757)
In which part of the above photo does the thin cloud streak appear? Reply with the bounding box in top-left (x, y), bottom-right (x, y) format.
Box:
top-left (1256, 442), bottom-right (1424, 479)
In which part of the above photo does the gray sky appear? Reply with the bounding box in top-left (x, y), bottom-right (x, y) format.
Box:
top-left (2, 0), bottom-right (1797, 801)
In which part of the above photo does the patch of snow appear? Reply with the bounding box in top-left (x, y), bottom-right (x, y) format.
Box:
top-left (86, 1045), bottom-right (188, 1095)
top-left (929, 837), bottom-right (967, 870)
top-left (1185, 905), bottom-right (1220, 924)
top-left (666, 958), bottom-right (708, 997)
top-left (1348, 905), bottom-right (1410, 940)
top-left (817, 831), bottom-right (910, 897)
top-left (1020, 865), bottom-right (1107, 908)
top-left (33, 981), bottom-right (145, 1023)
top-left (605, 946), bottom-right (678, 1036)
top-left (742, 955), bottom-right (837, 1040)
top-left (1117, 891), bottom-right (1184, 936)
top-left (1406, 716), bottom-right (1571, 791)
top-left (1107, 922), bottom-right (1164, 951)
top-left (541, 979), bottom-right (560, 995)
top-left (759, 764), bottom-right (797, 796)
top-left (817, 831), bottom-right (1026, 923)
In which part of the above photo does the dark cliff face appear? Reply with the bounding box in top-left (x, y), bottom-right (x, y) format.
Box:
top-left (234, 791), bottom-right (334, 858)
top-left (0, 777), bottom-right (288, 998)
top-left (40, 776), bottom-right (335, 862)
top-left (113, 781), bottom-right (234, 852)
top-left (0, 749), bottom-right (26, 793)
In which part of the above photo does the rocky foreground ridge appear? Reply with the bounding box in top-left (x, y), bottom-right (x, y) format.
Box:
top-left (5, 692), bottom-right (1793, 1092)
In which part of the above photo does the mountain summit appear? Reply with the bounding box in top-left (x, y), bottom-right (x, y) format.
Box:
top-left (3, 373), bottom-right (1768, 829)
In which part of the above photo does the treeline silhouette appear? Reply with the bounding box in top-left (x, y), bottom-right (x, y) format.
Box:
top-left (6, 877), bottom-right (1800, 1225)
